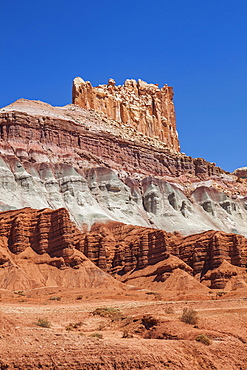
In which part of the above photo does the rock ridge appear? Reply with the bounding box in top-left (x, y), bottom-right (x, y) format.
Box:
top-left (80, 222), bottom-right (247, 289)
top-left (0, 207), bottom-right (123, 290)
top-left (0, 207), bottom-right (247, 290)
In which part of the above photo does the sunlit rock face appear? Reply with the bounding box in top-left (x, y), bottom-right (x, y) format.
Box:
top-left (233, 167), bottom-right (247, 179)
top-left (81, 222), bottom-right (247, 289)
top-left (0, 98), bottom-right (247, 236)
top-left (72, 77), bottom-right (180, 151)
top-left (1, 207), bottom-right (247, 291)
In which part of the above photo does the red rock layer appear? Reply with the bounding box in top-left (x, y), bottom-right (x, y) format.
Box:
top-left (79, 222), bottom-right (247, 289)
top-left (0, 110), bottom-right (224, 178)
top-left (72, 77), bottom-right (180, 151)
top-left (0, 207), bottom-right (82, 268)
top-left (1, 208), bottom-right (246, 289)
top-left (0, 208), bottom-right (127, 291)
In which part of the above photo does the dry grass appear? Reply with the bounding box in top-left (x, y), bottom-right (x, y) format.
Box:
top-left (89, 332), bottom-right (103, 339)
top-left (35, 318), bottom-right (51, 328)
top-left (92, 307), bottom-right (122, 321)
top-left (196, 334), bottom-right (211, 345)
top-left (180, 308), bottom-right (198, 325)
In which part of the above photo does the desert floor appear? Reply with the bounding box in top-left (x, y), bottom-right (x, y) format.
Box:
top-left (1, 287), bottom-right (247, 369)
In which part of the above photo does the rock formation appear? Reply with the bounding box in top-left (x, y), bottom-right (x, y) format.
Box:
top-left (1, 79), bottom-right (247, 370)
top-left (79, 222), bottom-right (247, 289)
top-left (0, 208), bottom-right (246, 290)
top-left (0, 81), bottom-right (247, 292)
top-left (0, 207), bottom-right (123, 290)
top-left (72, 77), bottom-right (180, 151)
top-left (0, 99), bottom-right (247, 237)
top-left (233, 166), bottom-right (247, 178)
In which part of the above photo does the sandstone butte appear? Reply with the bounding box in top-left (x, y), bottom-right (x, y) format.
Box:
top-left (0, 78), bottom-right (246, 289)
top-left (0, 79), bottom-right (247, 369)
top-left (72, 77), bottom-right (180, 151)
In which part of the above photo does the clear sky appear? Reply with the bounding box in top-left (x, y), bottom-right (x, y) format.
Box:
top-left (1, 0), bottom-right (246, 172)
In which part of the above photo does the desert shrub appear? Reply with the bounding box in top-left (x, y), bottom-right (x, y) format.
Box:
top-left (89, 332), bottom-right (103, 339)
top-left (65, 321), bottom-right (83, 331)
top-left (196, 334), bottom-right (211, 345)
top-left (122, 330), bottom-right (133, 338)
top-left (92, 307), bottom-right (122, 320)
top-left (76, 295), bottom-right (83, 300)
top-left (180, 308), bottom-right (198, 325)
top-left (164, 306), bottom-right (174, 314)
top-left (35, 318), bottom-right (51, 328)
top-left (14, 291), bottom-right (25, 296)
top-left (49, 296), bottom-right (61, 301)
top-left (216, 291), bottom-right (226, 297)
top-left (65, 325), bottom-right (73, 331)
top-left (96, 323), bottom-right (106, 331)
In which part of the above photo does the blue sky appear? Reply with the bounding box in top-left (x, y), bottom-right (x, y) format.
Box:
top-left (1, 0), bottom-right (246, 172)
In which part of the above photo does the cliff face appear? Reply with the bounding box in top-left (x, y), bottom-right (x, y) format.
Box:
top-left (1, 208), bottom-right (246, 290)
top-left (79, 222), bottom-right (247, 289)
top-left (72, 77), bottom-right (180, 151)
top-left (0, 99), bottom-right (246, 237)
top-left (0, 207), bottom-right (123, 290)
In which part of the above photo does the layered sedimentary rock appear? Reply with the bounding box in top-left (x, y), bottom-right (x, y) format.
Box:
top-left (0, 208), bottom-right (123, 290)
top-left (0, 207), bottom-right (77, 262)
top-left (79, 222), bottom-right (247, 289)
top-left (0, 99), bottom-right (247, 237)
top-left (1, 208), bottom-right (246, 290)
top-left (233, 167), bottom-right (247, 179)
top-left (72, 77), bottom-right (180, 151)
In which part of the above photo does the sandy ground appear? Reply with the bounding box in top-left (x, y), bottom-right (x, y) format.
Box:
top-left (1, 287), bottom-right (247, 369)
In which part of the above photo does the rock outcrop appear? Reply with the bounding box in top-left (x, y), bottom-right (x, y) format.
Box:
top-left (0, 207), bottom-right (246, 290)
top-left (233, 167), bottom-right (247, 179)
top-left (0, 99), bottom-right (247, 236)
top-left (72, 77), bottom-right (180, 151)
top-left (79, 222), bottom-right (247, 289)
top-left (0, 208), bottom-right (123, 290)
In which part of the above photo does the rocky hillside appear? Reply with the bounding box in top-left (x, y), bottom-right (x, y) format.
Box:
top-left (0, 97), bottom-right (247, 237)
top-left (0, 207), bottom-right (124, 291)
top-left (1, 207), bottom-right (246, 291)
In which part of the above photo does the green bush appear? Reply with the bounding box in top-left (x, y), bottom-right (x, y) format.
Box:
top-left (35, 318), bottom-right (51, 328)
top-left (180, 308), bottom-right (198, 325)
top-left (196, 334), bottom-right (211, 345)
